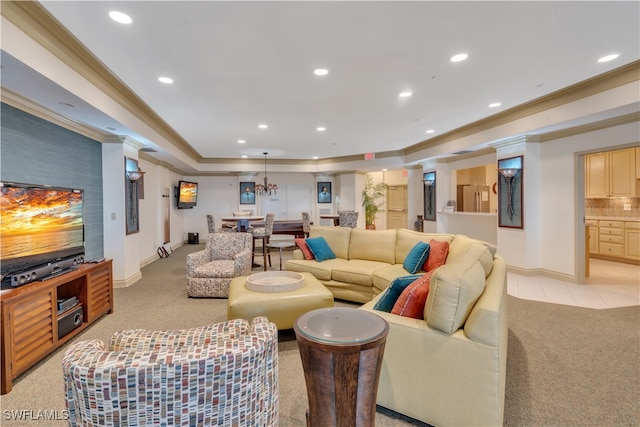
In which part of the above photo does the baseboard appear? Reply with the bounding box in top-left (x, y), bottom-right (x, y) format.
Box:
top-left (590, 254), bottom-right (640, 265)
top-left (113, 270), bottom-right (143, 288)
top-left (507, 266), bottom-right (578, 284)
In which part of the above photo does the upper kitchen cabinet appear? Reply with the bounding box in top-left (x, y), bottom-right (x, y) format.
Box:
top-left (586, 148), bottom-right (638, 198)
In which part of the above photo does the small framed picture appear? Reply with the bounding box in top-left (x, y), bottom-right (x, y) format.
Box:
top-left (317, 182), bottom-right (332, 203)
top-left (239, 182), bottom-right (256, 205)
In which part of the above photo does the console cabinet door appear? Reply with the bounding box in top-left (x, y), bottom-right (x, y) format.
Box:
top-left (86, 261), bottom-right (113, 322)
top-left (6, 288), bottom-right (55, 376)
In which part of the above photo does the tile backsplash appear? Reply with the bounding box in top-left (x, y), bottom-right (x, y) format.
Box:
top-left (585, 197), bottom-right (640, 218)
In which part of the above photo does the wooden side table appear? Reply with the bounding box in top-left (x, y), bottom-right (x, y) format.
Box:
top-left (294, 307), bottom-right (389, 427)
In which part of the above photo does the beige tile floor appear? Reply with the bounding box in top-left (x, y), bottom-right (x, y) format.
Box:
top-left (507, 258), bottom-right (640, 309)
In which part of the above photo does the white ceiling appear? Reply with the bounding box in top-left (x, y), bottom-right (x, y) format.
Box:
top-left (2, 1), bottom-right (639, 168)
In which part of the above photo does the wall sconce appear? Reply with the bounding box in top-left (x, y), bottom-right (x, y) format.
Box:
top-left (127, 169), bottom-right (145, 182)
top-left (497, 167), bottom-right (521, 220)
top-left (421, 171), bottom-right (436, 221)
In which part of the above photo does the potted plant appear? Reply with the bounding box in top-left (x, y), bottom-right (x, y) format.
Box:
top-left (362, 173), bottom-right (386, 229)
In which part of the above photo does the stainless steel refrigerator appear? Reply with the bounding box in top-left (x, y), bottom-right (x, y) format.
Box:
top-left (457, 184), bottom-right (490, 212)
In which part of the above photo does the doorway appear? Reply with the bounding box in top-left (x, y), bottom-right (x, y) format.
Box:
top-left (260, 185), bottom-right (312, 220)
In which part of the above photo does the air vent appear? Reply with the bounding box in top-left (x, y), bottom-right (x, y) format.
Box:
top-left (452, 150), bottom-right (474, 155)
top-left (140, 147), bottom-right (157, 152)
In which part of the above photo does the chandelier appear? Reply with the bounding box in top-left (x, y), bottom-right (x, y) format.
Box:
top-left (255, 152), bottom-right (278, 196)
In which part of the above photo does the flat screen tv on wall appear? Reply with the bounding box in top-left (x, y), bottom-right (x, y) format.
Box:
top-left (0, 181), bottom-right (85, 287)
top-left (177, 180), bottom-right (198, 209)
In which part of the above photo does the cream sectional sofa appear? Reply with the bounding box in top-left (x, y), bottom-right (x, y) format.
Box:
top-left (287, 225), bottom-right (507, 426)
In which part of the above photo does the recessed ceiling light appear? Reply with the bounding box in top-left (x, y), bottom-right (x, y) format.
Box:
top-left (241, 155), bottom-right (248, 159)
top-left (316, 127), bottom-right (326, 132)
top-left (382, 169), bottom-right (388, 172)
top-left (598, 54), bottom-right (619, 63)
top-left (450, 53), bottom-right (468, 62)
top-left (237, 139), bottom-right (246, 144)
top-left (313, 68), bottom-right (329, 76)
top-left (158, 76), bottom-right (173, 84)
top-left (258, 124), bottom-right (268, 129)
top-left (313, 156), bottom-right (319, 160)
top-left (399, 91), bottom-right (412, 98)
top-left (425, 129), bottom-right (435, 134)
top-left (109, 11), bottom-right (132, 24)
top-left (489, 102), bottom-right (501, 108)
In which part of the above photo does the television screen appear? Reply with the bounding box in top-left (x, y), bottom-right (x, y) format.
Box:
top-left (177, 180), bottom-right (198, 209)
top-left (0, 182), bottom-right (85, 281)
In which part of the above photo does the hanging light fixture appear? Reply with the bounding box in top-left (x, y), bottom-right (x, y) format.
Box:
top-left (255, 152), bottom-right (278, 196)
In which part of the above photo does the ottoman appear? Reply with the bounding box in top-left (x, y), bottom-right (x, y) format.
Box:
top-left (228, 272), bottom-right (334, 330)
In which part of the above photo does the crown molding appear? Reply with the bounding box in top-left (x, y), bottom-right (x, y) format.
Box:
top-left (537, 111), bottom-right (639, 142)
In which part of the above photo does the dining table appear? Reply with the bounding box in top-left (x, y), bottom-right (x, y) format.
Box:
top-left (220, 215), bottom-right (264, 232)
top-left (319, 214), bottom-right (340, 226)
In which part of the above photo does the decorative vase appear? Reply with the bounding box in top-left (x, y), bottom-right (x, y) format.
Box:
top-left (414, 215), bottom-right (424, 232)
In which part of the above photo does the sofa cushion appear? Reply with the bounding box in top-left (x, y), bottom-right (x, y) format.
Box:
top-left (306, 237), bottom-right (336, 262)
top-left (403, 241), bottom-right (431, 274)
top-left (286, 258), bottom-right (348, 281)
top-left (424, 253), bottom-right (486, 334)
top-left (460, 243), bottom-right (494, 277)
top-left (309, 226), bottom-right (351, 259)
top-left (371, 264), bottom-right (416, 292)
top-left (295, 238), bottom-right (314, 260)
top-left (424, 239), bottom-right (449, 272)
top-left (373, 274), bottom-right (423, 312)
top-left (331, 259), bottom-right (392, 286)
top-left (348, 228), bottom-right (397, 264)
top-left (395, 229), bottom-right (454, 265)
top-left (391, 273), bottom-right (432, 319)
top-left (193, 260), bottom-right (236, 278)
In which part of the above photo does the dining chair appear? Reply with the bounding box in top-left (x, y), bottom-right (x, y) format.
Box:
top-left (251, 213), bottom-right (275, 271)
top-left (301, 212), bottom-right (311, 237)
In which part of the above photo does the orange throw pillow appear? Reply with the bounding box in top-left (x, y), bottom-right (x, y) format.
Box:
top-left (295, 238), bottom-right (315, 260)
top-left (423, 239), bottom-right (449, 272)
top-left (391, 273), bottom-right (432, 319)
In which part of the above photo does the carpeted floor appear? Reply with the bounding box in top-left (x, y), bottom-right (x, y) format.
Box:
top-left (1, 243), bottom-right (638, 426)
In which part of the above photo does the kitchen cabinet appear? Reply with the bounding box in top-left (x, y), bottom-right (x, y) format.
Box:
top-left (586, 219), bottom-right (599, 254)
top-left (585, 148), bottom-right (638, 198)
top-left (636, 147), bottom-right (640, 179)
top-left (625, 222), bottom-right (640, 260)
top-left (598, 220), bottom-right (625, 257)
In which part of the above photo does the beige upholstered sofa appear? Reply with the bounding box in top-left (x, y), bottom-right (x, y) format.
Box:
top-left (287, 225), bottom-right (507, 426)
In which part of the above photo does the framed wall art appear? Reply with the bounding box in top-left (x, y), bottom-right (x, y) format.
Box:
top-left (124, 157), bottom-right (141, 235)
top-left (317, 182), bottom-right (332, 203)
top-left (422, 171), bottom-right (436, 221)
top-left (239, 182), bottom-right (256, 204)
top-left (497, 155), bottom-right (523, 228)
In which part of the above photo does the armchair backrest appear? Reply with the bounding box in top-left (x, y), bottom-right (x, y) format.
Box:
top-left (207, 232), bottom-right (253, 260)
top-left (339, 211), bottom-right (359, 228)
top-left (63, 317), bottom-right (279, 427)
top-left (264, 213), bottom-right (275, 235)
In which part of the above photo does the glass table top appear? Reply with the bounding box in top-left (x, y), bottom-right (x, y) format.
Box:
top-left (296, 307), bottom-right (388, 344)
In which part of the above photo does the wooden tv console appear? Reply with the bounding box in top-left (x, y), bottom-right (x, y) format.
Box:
top-left (0, 260), bottom-right (113, 394)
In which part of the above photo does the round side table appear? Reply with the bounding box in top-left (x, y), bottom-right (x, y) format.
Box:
top-left (294, 307), bottom-right (389, 427)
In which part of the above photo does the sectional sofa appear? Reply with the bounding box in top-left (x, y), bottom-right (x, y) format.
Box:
top-left (286, 225), bottom-right (507, 426)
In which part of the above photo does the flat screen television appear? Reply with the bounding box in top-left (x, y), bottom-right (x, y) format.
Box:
top-left (177, 180), bottom-right (198, 209)
top-left (0, 182), bottom-right (85, 286)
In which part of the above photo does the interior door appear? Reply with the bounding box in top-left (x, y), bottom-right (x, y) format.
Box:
top-left (386, 185), bottom-right (407, 229)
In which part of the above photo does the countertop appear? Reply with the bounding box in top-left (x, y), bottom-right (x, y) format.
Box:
top-left (586, 216), bottom-right (640, 222)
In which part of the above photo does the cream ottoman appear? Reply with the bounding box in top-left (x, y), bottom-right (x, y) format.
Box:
top-left (228, 272), bottom-right (334, 329)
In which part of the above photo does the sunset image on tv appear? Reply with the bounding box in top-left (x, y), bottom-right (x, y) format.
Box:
top-left (179, 182), bottom-right (197, 203)
top-left (1, 186), bottom-right (84, 259)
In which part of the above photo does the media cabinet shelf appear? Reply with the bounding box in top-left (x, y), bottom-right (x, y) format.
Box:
top-left (0, 260), bottom-right (113, 394)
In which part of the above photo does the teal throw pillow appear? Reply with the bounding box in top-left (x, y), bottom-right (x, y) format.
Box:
top-left (373, 275), bottom-right (423, 312)
top-left (403, 241), bottom-right (431, 274)
top-left (305, 237), bottom-right (336, 262)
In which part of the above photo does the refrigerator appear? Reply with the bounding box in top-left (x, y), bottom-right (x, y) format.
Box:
top-left (457, 184), bottom-right (490, 213)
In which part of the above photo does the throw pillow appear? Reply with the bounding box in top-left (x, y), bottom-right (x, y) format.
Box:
top-left (305, 237), bottom-right (336, 262)
top-left (295, 238), bottom-right (315, 260)
top-left (391, 273), bottom-right (432, 319)
top-left (373, 275), bottom-right (423, 312)
top-left (403, 241), bottom-right (431, 274)
top-left (423, 239), bottom-right (450, 272)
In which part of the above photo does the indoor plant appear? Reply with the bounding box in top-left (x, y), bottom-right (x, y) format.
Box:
top-left (362, 174), bottom-right (386, 229)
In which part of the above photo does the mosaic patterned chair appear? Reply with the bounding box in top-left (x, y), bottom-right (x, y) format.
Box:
top-left (186, 232), bottom-right (253, 297)
top-left (62, 317), bottom-right (279, 427)
top-left (301, 211), bottom-right (311, 237)
top-left (339, 210), bottom-right (359, 228)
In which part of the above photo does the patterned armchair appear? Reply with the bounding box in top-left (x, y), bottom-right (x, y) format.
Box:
top-left (186, 232), bottom-right (253, 297)
top-left (339, 210), bottom-right (359, 228)
top-left (62, 317), bottom-right (279, 427)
